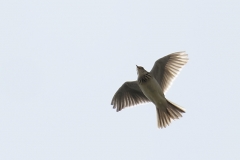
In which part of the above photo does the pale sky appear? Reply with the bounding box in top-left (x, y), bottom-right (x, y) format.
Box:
top-left (1, 1), bottom-right (240, 159)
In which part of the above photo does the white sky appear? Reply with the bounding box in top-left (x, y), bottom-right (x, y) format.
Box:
top-left (1, 0), bottom-right (240, 159)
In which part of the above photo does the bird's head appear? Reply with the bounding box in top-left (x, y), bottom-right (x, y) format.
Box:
top-left (136, 65), bottom-right (148, 76)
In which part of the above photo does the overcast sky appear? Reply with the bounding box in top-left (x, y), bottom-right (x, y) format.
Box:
top-left (1, 0), bottom-right (240, 160)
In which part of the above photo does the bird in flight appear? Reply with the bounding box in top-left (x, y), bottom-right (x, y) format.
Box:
top-left (111, 51), bottom-right (188, 128)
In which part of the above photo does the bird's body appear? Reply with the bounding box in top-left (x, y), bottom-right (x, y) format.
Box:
top-left (111, 51), bottom-right (188, 128)
top-left (138, 73), bottom-right (167, 110)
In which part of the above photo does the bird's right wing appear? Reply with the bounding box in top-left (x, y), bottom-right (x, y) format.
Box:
top-left (111, 81), bottom-right (150, 112)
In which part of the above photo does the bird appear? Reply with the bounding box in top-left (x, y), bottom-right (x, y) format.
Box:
top-left (111, 51), bottom-right (188, 128)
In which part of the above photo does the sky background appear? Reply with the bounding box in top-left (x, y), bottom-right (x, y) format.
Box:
top-left (1, 0), bottom-right (240, 160)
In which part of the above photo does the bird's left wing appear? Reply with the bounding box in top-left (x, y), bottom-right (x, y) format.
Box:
top-left (111, 81), bottom-right (150, 112)
top-left (150, 51), bottom-right (188, 93)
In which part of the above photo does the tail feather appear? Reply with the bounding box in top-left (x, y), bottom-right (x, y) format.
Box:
top-left (156, 99), bottom-right (185, 128)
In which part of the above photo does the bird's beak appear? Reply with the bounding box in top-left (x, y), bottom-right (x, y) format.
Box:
top-left (136, 65), bottom-right (139, 68)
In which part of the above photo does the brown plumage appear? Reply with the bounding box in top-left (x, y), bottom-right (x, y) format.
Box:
top-left (111, 51), bottom-right (188, 128)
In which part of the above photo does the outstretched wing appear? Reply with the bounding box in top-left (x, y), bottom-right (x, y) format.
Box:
top-left (150, 51), bottom-right (188, 93)
top-left (111, 81), bottom-right (150, 112)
